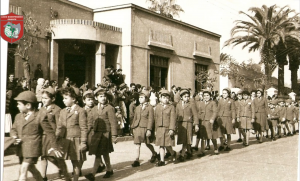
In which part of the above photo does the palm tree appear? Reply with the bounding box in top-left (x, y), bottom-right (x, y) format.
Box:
top-left (146, 0), bottom-right (184, 18)
top-left (224, 5), bottom-right (299, 89)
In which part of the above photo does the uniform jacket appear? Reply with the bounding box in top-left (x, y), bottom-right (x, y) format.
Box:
top-left (267, 107), bottom-right (280, 120)
top-left (129, 102), bottom-right (136, 120)
top-left (88, 104), bottom-right (117, 136)
top-left (10, 110), bottom-right (57, 157)
top-left (196, 100), bottom-right (217, 121)
top-left (237, 99), bottom-right (255, 119)
top-left (39, 104), bottom-right (61, 131)
top-left (252, 97), bottom-right (268, 113)
top-left (295, 107), bottom-right (299, 120)
top-left (56, 105), bottom-right (88, 142)
top-left (132, 102), bottom-right (154, 130)
top-left (176, 100), bottom-right (199, 125)
top-left (277, 106), bottom-right (286, 121)
top-left (286, 105), bottom-right (296, 121)
top-left (174, 92), bottom-right (181, 103)
top-left (154, 103), bottom-right (176, 130)
top-left (217, 98), bottom-right (236, 118)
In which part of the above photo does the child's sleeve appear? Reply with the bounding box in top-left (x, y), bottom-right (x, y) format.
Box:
top-left (169, 105), bottom-right (176, 131)
top-left (79, 109), bottom-right (88, 143)
top-left (147, 106), bottom-right (154, 130)
top-left (87, 109), bottom-right (94, 132)
top-left (251, 100), bottom-right (255, 119)
top-left (108, 106), bottom-right (118, 136)
top-left (192, 104), bottom-right (199, 125)
top-left (10, 114), bottom-right (20, 138)
top-left (231, 100), bottom-right (236, 119)
top-left (211, 101), bottom-right (218, 121)
top-left (39, 112), bottom-right (58, 148)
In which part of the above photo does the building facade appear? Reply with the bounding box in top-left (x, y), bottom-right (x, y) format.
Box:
top-left (8, 1), bottom-right (221, 91)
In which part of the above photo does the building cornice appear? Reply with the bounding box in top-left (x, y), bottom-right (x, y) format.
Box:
top-left (58, 0), bottom-right (93, 12)
top-left (94, 3), bottom-right (221, 38)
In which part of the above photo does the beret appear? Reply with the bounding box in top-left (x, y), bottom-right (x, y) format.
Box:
top-left (180, 89), bottom-right (190, 96)
top-left (83, 90), bottom-right (94, 97)
top-left (14, 91), bottom-right (37, 103)
top-left (270, 100), bottom-right (278, 105)
top-left (139, 90), bottom-right (150, 98)
top-left (160, 90), bottom-right (170, 96)
top-left (43, 87), bottom-right (55, 95)
top-left (242, 90), bottom-right (250, 95)
top-left (223, 87), bottom-right (231, 93)
top-left (237, 90), bottom-right (243, 95)
top-left (277, 98), bottom-right (285, 103)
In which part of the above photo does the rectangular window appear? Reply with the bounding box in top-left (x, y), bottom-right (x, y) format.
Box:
top-left (150, 55), bottom-right (168, 91)
top-left (195, 64), bottom-right (208, 91)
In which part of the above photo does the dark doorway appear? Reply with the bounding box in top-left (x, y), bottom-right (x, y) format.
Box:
top-left (7, 44), bottom-right (17, 77)
top-left (64, 54), bottom-right (85, 87)
top-left (150, 55), bottom-right (168, 91)
top-left (106, 44), bottom-right (119, 69)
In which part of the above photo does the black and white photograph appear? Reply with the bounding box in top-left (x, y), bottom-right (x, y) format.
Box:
top-left (0, 0), bottom-right (299, 180)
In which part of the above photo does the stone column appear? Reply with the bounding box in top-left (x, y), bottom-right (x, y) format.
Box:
top-left (116, 46), bottom-right (122, 69)
top-left (50, 39), bottom-right (59, 81)
top-left (95, 42), bottom-right (105, 85)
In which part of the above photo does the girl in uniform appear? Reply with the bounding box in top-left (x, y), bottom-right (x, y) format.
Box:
top-left (131, 90), bottom-right (157, 167)
top-left (267, 100), bottom-right (279, 141)
top-left (154, 90), bottom-right (176, 166)
top-left (285, 99), bottom-right (296, 135)
top-left (39, 87), bottom-right (70, 181)
top-left (237, 91), bottom-right (255, 145)
top-left (176, 89), bottom-right (199, 162)
top-left (252, 88), bottom-right (268, 143)
top-left (56, 87), bottom-right (88, 181)
top-left (217, 88), bottom-right (236, 151)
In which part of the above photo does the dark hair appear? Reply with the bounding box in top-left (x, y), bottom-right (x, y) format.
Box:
top-left (95, 89), bottom-right (107, 97)
top-left (42, 90), bottom-right (55, 99)
top-left (222, 88), bottom-right (231, 97)
top-left (242, 90), bottom-right (250, 95)
top-left (130, 83), bottom-right (136, 87)
top-left (203, 90), bottom-right (212, 96)
top-left (61, 87), bottom-right (78, 100)
top-left (171, 85), bottom-right (176, 89)
top-left (251, 90), bottom-right (256, 94)
top-left (109, 83), bottom-right (116, 89)
top-left (136, 84), bottom-right (141, 89)
top-left (117, 69), bottom-right (122, 72)
top-left (256, 89), bottom-right (264, 95)
top-left (18, 100), bottom-right (38, 109)
top-left (64, 77), bottom-right (70, 81)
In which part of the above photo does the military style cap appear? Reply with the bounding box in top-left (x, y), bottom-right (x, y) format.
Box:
top-left (180, 89), bottom-right (190, 96)
top-left (119, 83), bottom-right (127, 90)
top-left (43, 87), bottom-right (55, 95)
top-left (94, 87), bottom-right (107, 95)
top-left (14, 91), bottom-right (37, 103)
top-left (277, 98), bottom-right (285, 103)
top-left (270, 99), bottom-right (278, 105)
top-left (237, 90), bottom-right (243, 95)
top-left (83, 90), bottom-right (94, 97)
top-left (139, 90), bottom-right (150, 98)
top-left (160, 90), bottom-right (170, 96)
top-left (223, 87), bottom-right (231, 93)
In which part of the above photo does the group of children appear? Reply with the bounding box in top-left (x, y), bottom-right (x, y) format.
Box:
top-left (9, 85), bottom-right (299, 181)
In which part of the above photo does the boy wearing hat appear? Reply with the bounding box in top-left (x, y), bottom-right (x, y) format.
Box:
top-left (131, 90), bottom-right (157, 167)
top-left (267, 100), bottom-right (280, 141)
top-left (176, 89), bottom-right (199, 161)
top-left (285, 99), bottom-right (297, 135)
top-left (11, 91), bottom-right (62, 181)
top-left (154, 90), bottom-right (177, 166)
top-left (277, 99), bottom-right (291, 137)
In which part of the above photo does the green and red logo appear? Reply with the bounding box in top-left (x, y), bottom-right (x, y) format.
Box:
top-left (0, 12), bottom-right (24, 43)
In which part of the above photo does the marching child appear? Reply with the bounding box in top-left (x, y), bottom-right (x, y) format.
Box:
top-left (176, 89), bottom-right (199, 162)
top-left (154, 90), bottom-right (176, 166)
top-left (285, 99), bottom-right (297, 135)
top-left (39, 87), bottom-right (70, 181)
top-left (267, 100), bottom-right (280, 141)
top-left (236, 91), bottom-right (255, 145)
top-left (292, 100), bottom-right (299, 134)
top-left (235, 90), bottom-right (243, 143)
top-left (85, 89), bottom-right (118, 180)
top-left (195, 90), bottom-right (219, 155)
top-left (129, 95), bottom-right (137, 136)
top-left (116, 106), bottom-right (126, 136)
top-left (56, 87), bottom-right (88, 181)
top-left (217, 88), bottom-right (236, 151)
top-left (131, 90), bottom-right (157, 167)
top-left (11, 91), bottom-right (62, 181)
top-left (277, 99), bottom-right (290, 137)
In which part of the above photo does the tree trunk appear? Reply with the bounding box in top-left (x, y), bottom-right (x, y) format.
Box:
top-left (290, 67), bottom-right (298, 94)
top-left (23, 60), bottom-right (31, 90)
top-left (278, 62), bottom-right (285, 95)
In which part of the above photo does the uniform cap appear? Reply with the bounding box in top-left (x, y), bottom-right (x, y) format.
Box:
top-left (223, 87), bottom-right (231, 93)
top-left (14, 91), bottom-right (37, 103)
top-left (277, 98), bottom-right (285, 103)
top-left (94, 87), bottom-right (107, 95)
top-left (237, 90), bottom-right (243, 95)
top-left (83, 90), bottom-right (94, 97)
top-left (180, 89), bottom-right (190, 96)
top-left (43, 87), bottom-right (55, 95)
top-left (160, 90), bottom-right (170, 96)
top-left (139, 90), bottom-right (150, 98)
top-left (242, 90), bottom-right (250, 95)
top-left (270, 100), bottom-right (278, 105)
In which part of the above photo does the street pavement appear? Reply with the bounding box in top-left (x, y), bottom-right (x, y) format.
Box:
top-left (2, 133), bottom-right (299, 181)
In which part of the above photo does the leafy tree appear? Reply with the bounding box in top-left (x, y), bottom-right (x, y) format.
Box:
top-left (224, 5), bottom-right (299, 89)
top-left (146, 0), bottom-right (184, 18)
top-left (195, 70), bottom-right (217, 91)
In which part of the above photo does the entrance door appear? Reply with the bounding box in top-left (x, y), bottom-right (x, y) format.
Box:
top-left (64, 54), bottom-right (85, 87)
top-left (150, 55), bottom-right (168, 91)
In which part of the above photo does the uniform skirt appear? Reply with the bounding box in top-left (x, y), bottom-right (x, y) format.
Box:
top-left (155, 127), bottom-right (175, 147)
top-left (199, 120), bottom-right (222, 139)
top-left (253, 112), bottom-right (268, 132)
top-left (268, 119), bottom-right (278, 127)
top-left (42, 134), bottom-right (52, 157)
top-left (240, 117), bottom-right (253, 129)
top-left (63, 137), bottom-right (86, 161)
top-left (5, 113), bottom-right (12, 133)
top-left (133, 127), bottom-right (155, 144)
top-left (217, 116), bottom-right (235, 134)
top-left (177, 121), bottom-right (193, 145)
top-left (88, 131), bottom-right (114, 156)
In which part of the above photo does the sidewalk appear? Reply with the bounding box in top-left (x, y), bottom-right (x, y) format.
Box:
top-left (3, 133), bottom-right (299, 181)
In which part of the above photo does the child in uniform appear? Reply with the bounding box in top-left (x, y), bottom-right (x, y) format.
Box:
top-left (285, 99), bottom-right (297, 135)
top-left (235, 90), bottom-right (243, 143)
top-left (277, 99), bottom-right (291, 137)
top-left (267, 100), bottom-right (279, 141)
top-left (236, 90), bottom-right (255, 145)
top-left (56, 87), bottom-right (88, 181)
top-left (217, 88), bottom-right (236, 151)
top-left (196, 90), bottom-right (219, 155)
top-left (85, 89), bottom-right (117, 180)
top-left (131, 90), bottom-right (157, 167)
top-left (11, 91), bottom-right (63, 181)
top-left (176, 89), bottom-right (199, 162)
top-left (39, 87), bottom-right (70, 181)
top-left (116, 106), bottom-right (126, 136)
top-left (252, 88), bottom-right (269, 143)
top-left (129, 95), bottom-right (137, 136)
top-left (292, 100), bottom-right (299, 134)
top-left (154, 90), bottom-right (177, 166)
